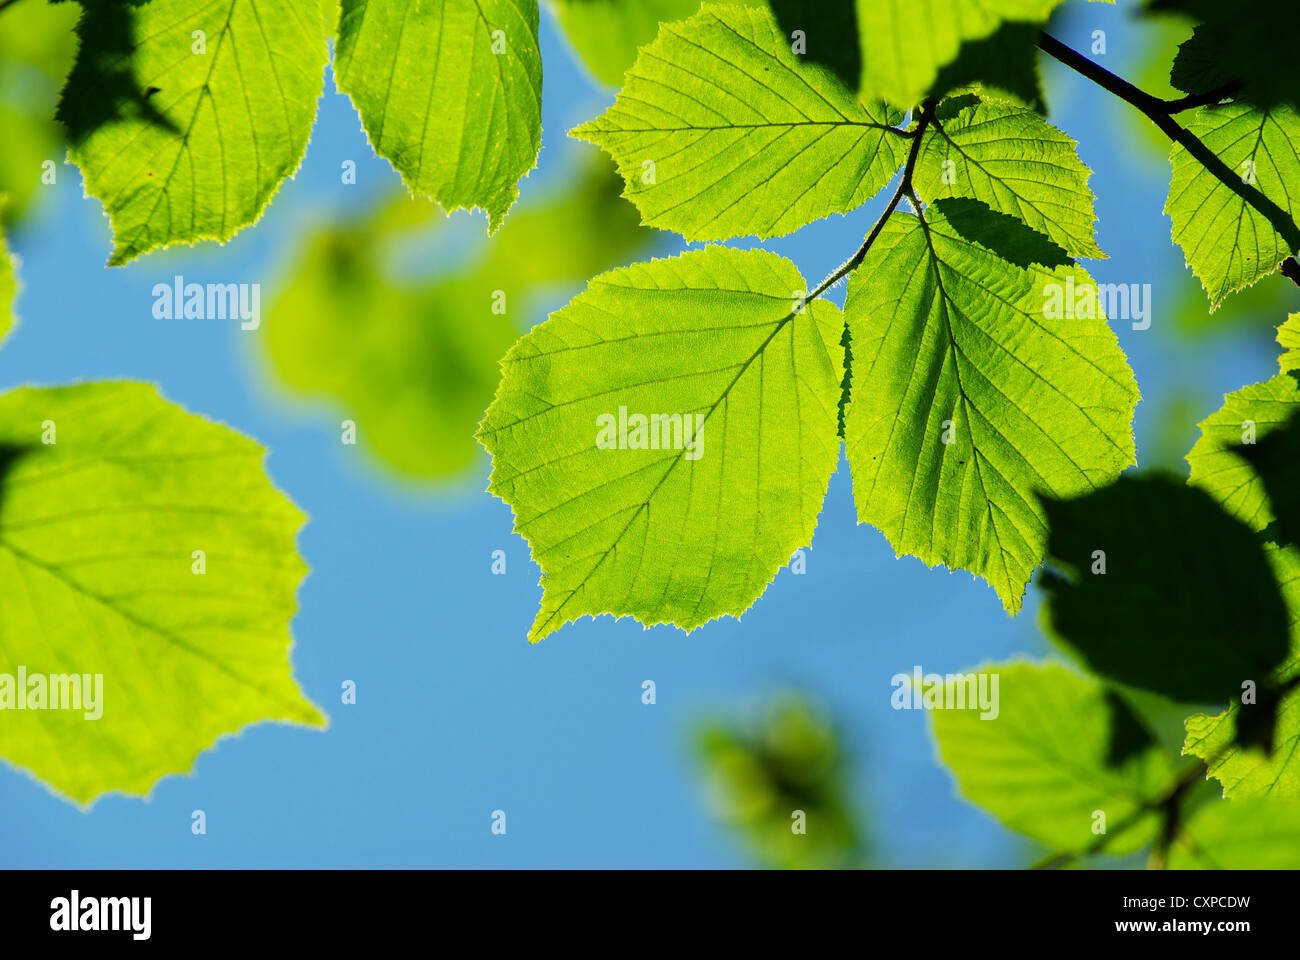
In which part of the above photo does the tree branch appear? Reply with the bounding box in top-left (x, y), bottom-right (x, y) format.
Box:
top-left (1036, 32), bottom-right (1300, 260)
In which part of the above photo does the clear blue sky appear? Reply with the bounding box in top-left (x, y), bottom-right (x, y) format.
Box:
top-left (0, 2), bottom-right (1281, 867)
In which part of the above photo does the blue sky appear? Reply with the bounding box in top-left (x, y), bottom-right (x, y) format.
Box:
top-left (0, 2), bottom-right (1285, 867)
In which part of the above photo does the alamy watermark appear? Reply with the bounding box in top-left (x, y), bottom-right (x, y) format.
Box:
top-left (152, 275), bottom-right (260, 330)
top-left (1042, 276), bottom-right (1152, 330)
top-left (50, 891), bottom-right (150, 940)
top-left (891, 665), bottom-right (999, 719)
top-left (596, 406), bottom-right (705, 460)
top-left (0, 666), bottom-right (103, 719)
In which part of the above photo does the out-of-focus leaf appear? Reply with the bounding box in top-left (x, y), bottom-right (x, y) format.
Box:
top-left (933, 661), bottom-right (1172, 855)
top-left (1152, 0), bottom-right (1300, 111)
top-left (1168, 797), bottom-right (1300, 868)
top-left (265, 157), bottom-right (654, 481)
top-left (927, 22), bottom-right (1044, 111)
top-left (695, 694), bottom-right (861, 869)
top-left (1039, 474), bottom-right (1289, 706)
top-left (0, 1), bottom-right (78, 224)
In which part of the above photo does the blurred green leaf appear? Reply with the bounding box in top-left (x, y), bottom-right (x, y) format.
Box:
top-left (265, 156), bottom-right (654, 482)
top-left (0, 0), bottom-right (78, 224)
top-left (695, 694), bottom-right (862, 869)
top-left (1039, 474), bottom-right (1289, 707)
top-left (933, 661), bottom-right (1172, 855)
top-left (1168, 797), bottom-right (1300, 868)
top-left (1152, 0), bottom-right (1300, 112)
top-left (928, 22), bottom-right (1044, 111)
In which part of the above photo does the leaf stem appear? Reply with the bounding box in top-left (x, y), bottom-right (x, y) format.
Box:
top-left (806, 101), bottom-right (934, 302)
top-left (1036, 32), bottom-right (1300, 259)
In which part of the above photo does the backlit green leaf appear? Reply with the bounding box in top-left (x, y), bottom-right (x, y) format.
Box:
top-left (1184, 317), bottom-right (1300, 797)
top-left (58, 0), bottom-right (330, 265)
top-left (478, 246), bottom-right (843, 641)
top-left (1186, 317), bottom-right (1300, 533)
top-left (572, 3), bottom-right (907, 241)
top-left (1165, 103), bottom-right (1300, 306)
top-left (0, 382), bottom-right (323, 805)
top-left (916, 95), bottom-right (1103, 259)
top-left (335, 0), bottom-right (543, 232)
top-left (843, 200), bottom-right (1137, 611)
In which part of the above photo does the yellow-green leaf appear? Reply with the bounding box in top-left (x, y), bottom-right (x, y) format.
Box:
top-left (0, 382), bottom-right (323, 805)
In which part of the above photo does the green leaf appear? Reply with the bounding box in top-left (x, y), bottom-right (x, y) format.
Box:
top-left (1039, 474), bottom-right (1289, 704)
top-left (932, 661), bottom-right (1172, 855)
top-left (764, 0), bottom-right (861, 93)
top-left (1168, 797), bottom-right (1300, 869)
top-left (852, 0), bottom-right (1067, 109)
top-left (1184, 318), bottom-right (1300, 796)
top-left (335, 0), bottom-right (542, 232)
top-left (1185, 318), bottom-right (1300, 533)
top-left (915, 95), bottom-right (1103, 259)
top-left (57, 0), bottom-right (330, 265)
top-left (1280, 313), bottom-right (1300, 372)
top-left (1184, 633), bottom-right (1300, 799)
top-left (1237, 409), bottom-right (1300, 550)
top-left (1168, 25), bottom-right (1235, 100)
top-left (266, 156), bottom-right (653, 480)
top-left (1165, 102), bottom-right (1300, 307)
top-left (478, 246), bottom-right (843, 641)
top-left (572, 3), bottom-right (906, 242)
top-left (0, 382), bottom-right (323, 805)
top-left (0, 0), bottom-right (78, 225)
top-left (695, 694), bottom-right (862, 869)
top-left (1155, 0), bottom-right (1300, 112)
top-left (927, 22), bottom-right (1044, 111)
top-left (842, 200), bottom-right (1138, 612)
